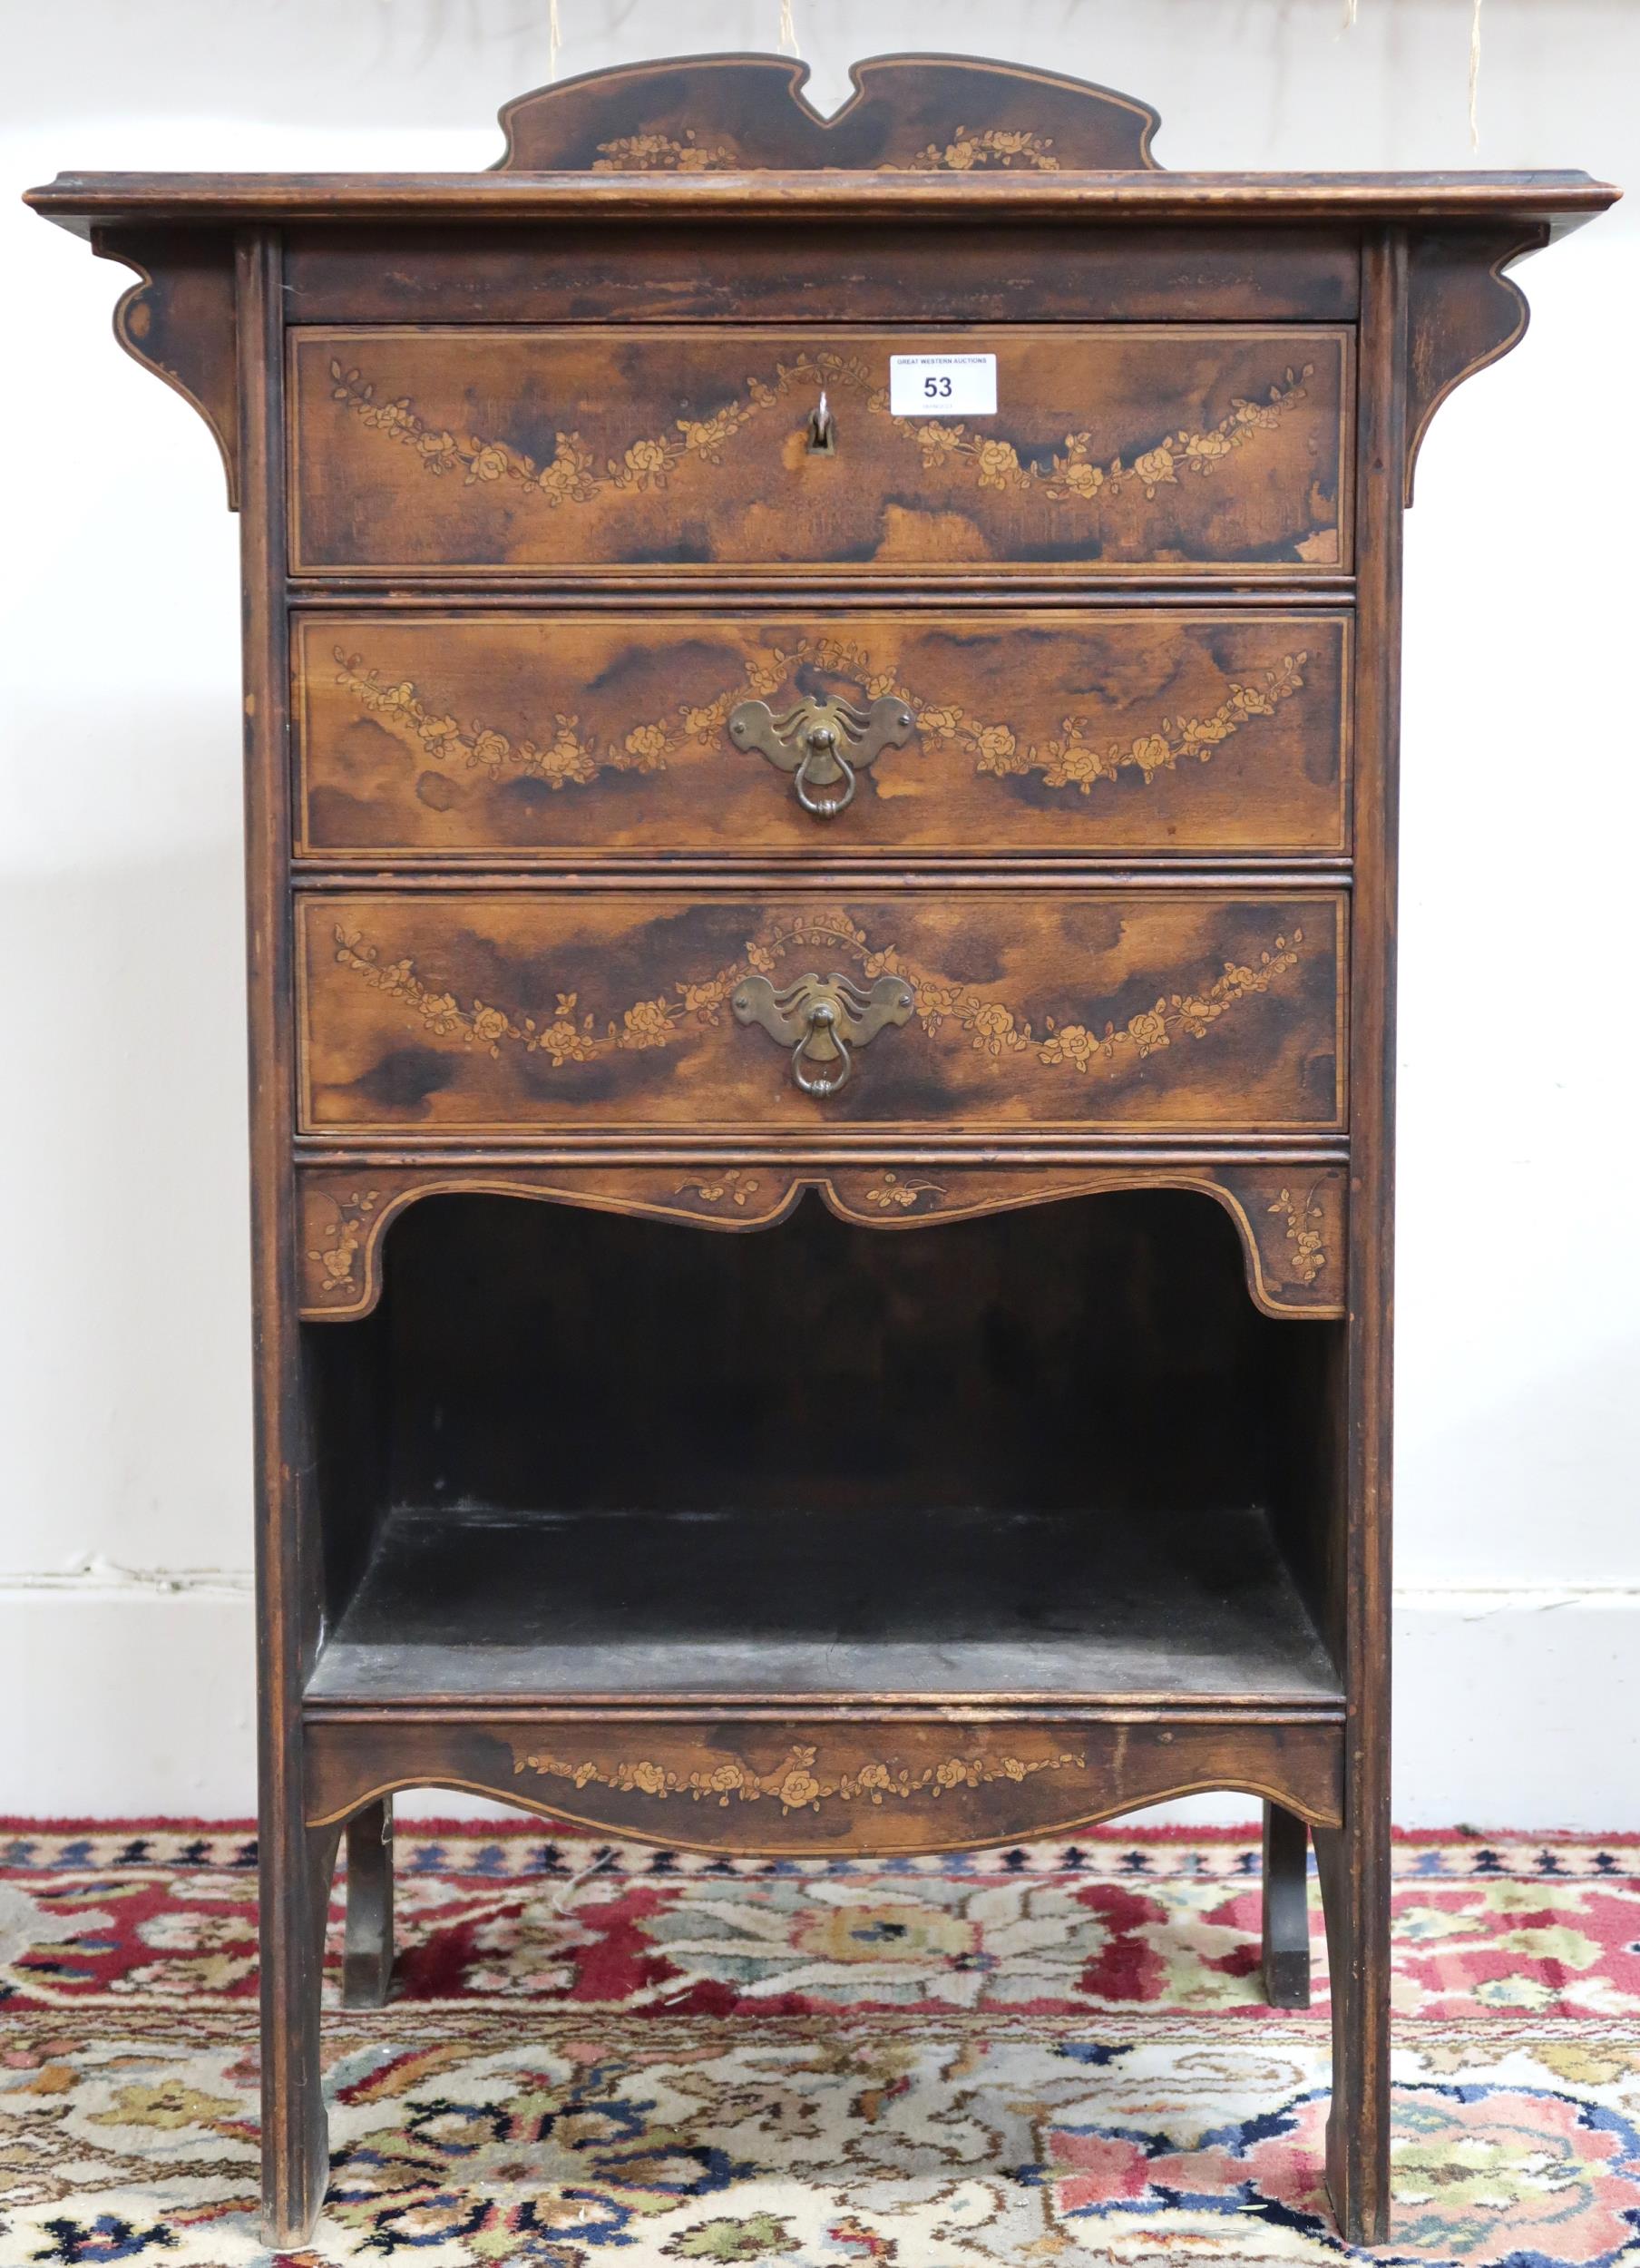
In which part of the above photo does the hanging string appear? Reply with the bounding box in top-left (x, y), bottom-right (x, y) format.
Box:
top-left (778, 0), bottom-right (799, 58)
top-left (1339, 0), bottom-right (1480, 151)
top-left (548, 0), bottom-right (561, 83)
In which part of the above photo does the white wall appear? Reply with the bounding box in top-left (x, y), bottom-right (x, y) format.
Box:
top-left (4, 0), bottom-right (1635, 1826)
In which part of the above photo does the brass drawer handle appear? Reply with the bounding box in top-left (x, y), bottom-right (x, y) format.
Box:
top-left (732, 972), bottom-right (914, 1098)
top-left (727, 691), bottom-right (914, 820)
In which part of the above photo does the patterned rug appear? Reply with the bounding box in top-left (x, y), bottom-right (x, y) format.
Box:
top-left (1, 1823), bottom-right (1637, 2267)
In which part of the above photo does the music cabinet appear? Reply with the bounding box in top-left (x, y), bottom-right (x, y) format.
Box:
top-left (28, 53), bottom-right (1614, 2246)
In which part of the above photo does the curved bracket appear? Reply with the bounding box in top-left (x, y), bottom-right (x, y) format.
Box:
top-left (494, 51), bottom-right (1161, 174)
top-left (93, 226), bottom-right (239, 508)
top-left (298, 1162), bottom-right (1345, 1325)
top-left (1405, 225), bottom-right (1548, 507)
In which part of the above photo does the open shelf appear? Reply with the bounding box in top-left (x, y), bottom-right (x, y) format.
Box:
top-left (306, 1500), bottom-right (1341, 1706)
top-left (303, 1188), bottom-right (1345, 1716)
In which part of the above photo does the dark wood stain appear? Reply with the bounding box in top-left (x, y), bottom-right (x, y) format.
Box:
top-left (493, 53), bottom-right (1163, 174)
top-left (289, 323), bottom-right (1351, 578)
top-left (94, 224), bottom-right (239, 504)
top-left (296, 1159), bottom-right (1349, 1321)
top-left (297, 888), bottom-right (1345, 1136)
top-left (282, 222), bottom-right (1365, 327)
top-left (29, 47), bottom-right (1614, 2251)
top-left (296, 608), bottom-right (1350, 860)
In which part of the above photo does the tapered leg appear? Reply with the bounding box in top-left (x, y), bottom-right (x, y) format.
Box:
top-left (1261, 1802), bottom-right (1312, 2008)
top-left (343, 1799), bottom-right (395, 2009)
top-left (1313, 1819), bottom-right (1391, 2244)
top-left (260, 1816), bottom-right (339, 2249)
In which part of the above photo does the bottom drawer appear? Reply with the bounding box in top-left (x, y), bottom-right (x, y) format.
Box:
top-left (298, 888), bottom-right (1344, 1136)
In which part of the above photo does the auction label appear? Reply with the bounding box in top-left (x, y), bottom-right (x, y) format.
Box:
top-left (889, 352), bottom-right (998, 417)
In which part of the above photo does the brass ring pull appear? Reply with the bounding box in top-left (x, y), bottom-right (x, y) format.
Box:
top-left (794, 730), bottom-right (856, 817)
top-left (792, 1001), bottom-right (852, 1096)
top-left (732, 971), bottom-right (914, 1099)
top-left (727, 692), bottom-right (915, 822)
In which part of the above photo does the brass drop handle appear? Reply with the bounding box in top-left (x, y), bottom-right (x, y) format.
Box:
top-left (793, 721), bottom-right (851, 816)
top-left (792, 997), bottom-right (850, 1098)
top-left (727, 691), bottom-right (915, 821)
top-left (732, 971), bottom-right (914, 1098)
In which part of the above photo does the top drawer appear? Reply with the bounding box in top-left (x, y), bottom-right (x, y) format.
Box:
top-left (288, 325), bottom-right (1352, 579)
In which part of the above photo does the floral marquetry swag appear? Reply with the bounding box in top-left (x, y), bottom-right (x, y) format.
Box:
top-left (589, 125), bottom-right (1063, 173)
top-left (514, 1741), bottom-right (1087, 1813)
top-left (890, 127), bottom-right (1060, 173)
top-left (327, 353), bottom-right (854, 505)
top-left (1269, 1183), bottom-right (1329, 1286)
top-left (327, 351), bottom-right (1313, 518)
top-left (591, 130), bottom-right (740, 171)
top-left (863, 1172), bottom-right (948, 1211)
top-left (1036, 932), bottom-right (1301, 1075)
top-left (331, 928), bottom-right (678, 1063)
top-left (329, 908), bottom-right (1305, 1081)
top-left (334, 638), bottom-right (1307, 804)
top-left (306, 1187), bottom-right (380, 1295)
top-left (332, 650), bottom-right (668, 793)
top-left (917, 650), bottom-right (1308, 797)
top-left (919, 365), bottom-right (1314, 503)
top-left (676, 1170), bottom-right (763, 1209)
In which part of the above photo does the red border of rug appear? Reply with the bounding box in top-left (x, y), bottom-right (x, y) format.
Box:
top-left (5, 1815), bottom-right (1638, 1843)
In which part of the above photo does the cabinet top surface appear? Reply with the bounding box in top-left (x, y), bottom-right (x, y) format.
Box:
top-left (24, 47), bottom-right (1616, 236)
top-left (25, 168), bottom-right (1616, 235)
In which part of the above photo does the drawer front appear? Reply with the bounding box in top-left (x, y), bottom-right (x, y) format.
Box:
top-left (289, 325), bottom-right (1352, 577)
top-left (298, 891), bottom-right (1344, 1135)
top-left (297, 609), bottom-right (1350, 859)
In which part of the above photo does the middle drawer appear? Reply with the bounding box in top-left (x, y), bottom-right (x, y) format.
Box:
top-left (296, 610), bottom-right (1351, 861)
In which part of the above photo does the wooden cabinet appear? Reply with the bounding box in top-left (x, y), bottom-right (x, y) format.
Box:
top-left (29, 51), bottom-right (1614, 2253)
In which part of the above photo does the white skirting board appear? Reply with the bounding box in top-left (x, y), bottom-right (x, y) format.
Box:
top-left (2, 1586), bottom-right (1634, 1828)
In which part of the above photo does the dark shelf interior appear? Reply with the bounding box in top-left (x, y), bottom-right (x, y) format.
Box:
top-left (305, 1188), bottom-right (1344, 1708)
top-left (308, 1500), bottom-right (1340, 1703)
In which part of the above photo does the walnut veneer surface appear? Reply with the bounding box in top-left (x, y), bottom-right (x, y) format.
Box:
top-left (28, 49), bottom-right (1616, 2250)
top-left (292, 323), bottom-right (1352, 573)
top-left (297, 608), bottom-right (1351, 858)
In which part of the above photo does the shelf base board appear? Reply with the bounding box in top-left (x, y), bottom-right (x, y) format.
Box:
top-left (303, 1704), bottom-right (1343, 1856)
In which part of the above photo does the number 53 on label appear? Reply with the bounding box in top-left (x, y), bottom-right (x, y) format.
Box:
top-left (889, 353), bottom-right (998, 418)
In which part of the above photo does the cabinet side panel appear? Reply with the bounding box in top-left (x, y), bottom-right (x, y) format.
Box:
top-left (239, 230), bottom-right (327, 2244)
top-left (1324, 224), bottom-right (1404, 2247)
